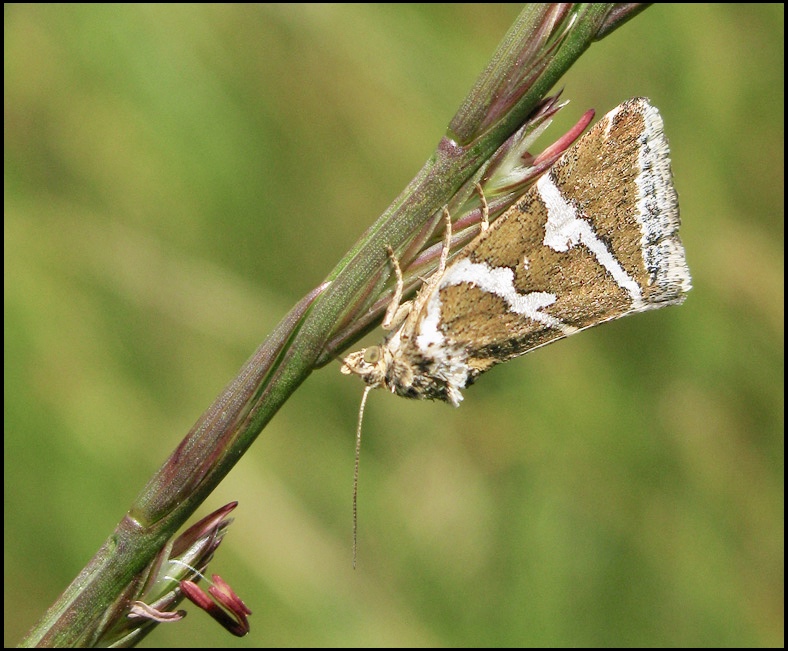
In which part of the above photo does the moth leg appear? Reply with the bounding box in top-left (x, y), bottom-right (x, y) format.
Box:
top-left (383, 207), bottom-right (452, 331)
top-left (382, 245), bottom-right (410, 330)
top-left (475, 183), bottom-right (489, 233)
top-left (436, 207), bottom-right (452, 277)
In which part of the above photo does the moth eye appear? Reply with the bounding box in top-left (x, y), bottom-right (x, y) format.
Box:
top-left (363, 346), bottom-right (381, 364)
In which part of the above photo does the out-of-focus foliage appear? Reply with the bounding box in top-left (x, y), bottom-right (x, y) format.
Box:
top-left (4, 4), bottom-right (783, 647)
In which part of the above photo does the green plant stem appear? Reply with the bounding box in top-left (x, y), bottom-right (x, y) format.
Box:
top-left (20, 4), bottom-right (648, 647)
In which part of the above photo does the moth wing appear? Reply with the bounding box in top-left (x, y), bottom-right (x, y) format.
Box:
top-left (423, 98), bottom-right (690, 380)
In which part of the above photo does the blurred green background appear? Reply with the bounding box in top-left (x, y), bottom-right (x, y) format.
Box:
top-left (4, 4), bottom-right (783, 647)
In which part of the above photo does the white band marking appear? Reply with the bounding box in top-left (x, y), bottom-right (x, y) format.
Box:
top-left (537, 173), bottom-right (644, 308)
top-left (417, 258), bottom-right (577, 351)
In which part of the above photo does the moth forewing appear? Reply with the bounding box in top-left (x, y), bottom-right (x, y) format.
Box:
top-left (341, 97), bottom-right (691, 408)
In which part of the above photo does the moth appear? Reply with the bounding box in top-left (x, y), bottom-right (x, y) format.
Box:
top-left (341, 97), bottom-right (691, 407)
top-left (340, 98), bottom-right (691, 565)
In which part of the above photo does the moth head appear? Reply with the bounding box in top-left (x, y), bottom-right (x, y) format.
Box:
top-left (340, 345), bottom-right (388, 388)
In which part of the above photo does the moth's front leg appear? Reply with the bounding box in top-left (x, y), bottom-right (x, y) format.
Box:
top-left (381, 245), bottom-right (412, 331)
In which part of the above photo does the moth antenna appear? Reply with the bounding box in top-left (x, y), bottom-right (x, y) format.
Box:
top-left (353, 384), bottom-right (373, 569)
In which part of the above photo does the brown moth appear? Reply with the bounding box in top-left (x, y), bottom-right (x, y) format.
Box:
top-left (341, 97), bottom-right (691, 406)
